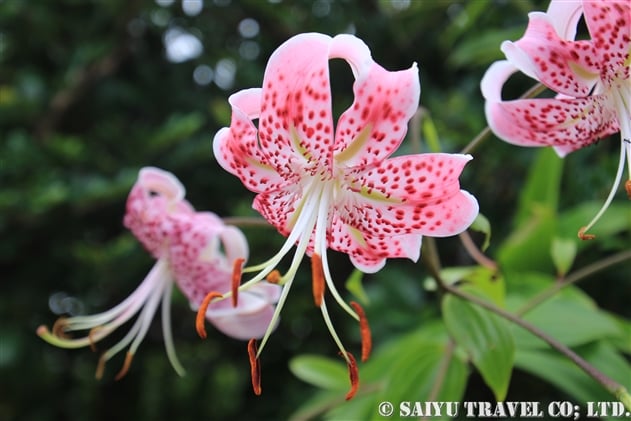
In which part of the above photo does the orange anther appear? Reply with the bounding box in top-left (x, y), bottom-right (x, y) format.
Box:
top-left (114, 352), bottom-right (134, 381)
top-left (266, 269), bottom-right (282, 284)
top-left (625, 180), bottom-right (631, 199)
top-left (196, 291), bottom-right (223, 339)
top-left (311, 254), bottom-right (325, 307)
top-left (88, 327), bottom-right (102, 352)
top-left (341, 351), bottom-right (359, 400)
top-left (248, 339), bottom-right (262, 396)
top-left (578, 226), bottom-right (596, 241)
top-left (232, 258), bottom-right (245, 308)
top-left (350, 301), bottom-right (372, 362)
top-left (95, 354), bottom-right (107, 380)
top-left (52, 318), bottom-right (68, 338)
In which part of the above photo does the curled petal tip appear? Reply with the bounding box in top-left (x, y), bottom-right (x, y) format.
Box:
top-left (196, 292), bottom-right (224, 339)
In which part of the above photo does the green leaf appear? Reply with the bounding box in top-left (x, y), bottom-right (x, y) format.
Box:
top-left (497, 205), bottom-right (557, 272)
top-left (505, 272), bottom-right (625, 348)
top-left (515, 343), bottom-right (631, 406)
top-left (289, 355), bottom-right (349, 391)
top-left (469, 213), bottom-right (492, 251)
top-left (345, 268), bottom-right (369, 305)
top-left (424, 266), bottom-right (505, 306)
top-left (442, 294), bottom-right (515, 400)
top-left (421, 110), bottom-right (442, 153)
top-left (515, 147), bottom-right (564, 227)
top-left (496, 145), bottom-right (564, 273)
top-left (550, 237), bottom-right (577, 277)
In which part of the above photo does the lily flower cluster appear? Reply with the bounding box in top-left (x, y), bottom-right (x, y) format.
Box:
top-left (482, 0), bottom-right (631, 239)
top-left (38, 167), bottom-right (281, 379)
top-left (211, 32), bottom-right (479, 398)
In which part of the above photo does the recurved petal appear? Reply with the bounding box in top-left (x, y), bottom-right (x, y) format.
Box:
top-left (204, 283), bottom-right (282, 340)
top-left (169, 212), bottom-right (245, 306)
top-left (331, 35), bottom-right (420, 168)
top-left (583, 1), bottom-right (631, 78)
top-left (257, 33), bottom-right (336, 173)
top-left (252, 185), bottom-right (302, 237)
top-left (546, 0), bottom-right (583, 40)
top-left (213, 88), bottom-right (286, 194)
top-left (503, 12), bottom-right (600, 97)
top-left (485, 94), bottom-right (619, 156)
top-left (124, 167), bottom-right (195, 258)
top-left (327, 217), bottom-right (422, 273)
top-left (340, 154), bottom-right (478, 237)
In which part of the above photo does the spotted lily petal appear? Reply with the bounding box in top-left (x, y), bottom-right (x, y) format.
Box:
top-left (39, 167), bottom-right (279, 378)
top-left (482, 0), bottom-right (631, 239)
top-left (213, 32), bottom-right (479, 398)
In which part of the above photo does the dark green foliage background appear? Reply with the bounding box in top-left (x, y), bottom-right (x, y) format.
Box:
top-left (2, 1), bottom-right (628, 420)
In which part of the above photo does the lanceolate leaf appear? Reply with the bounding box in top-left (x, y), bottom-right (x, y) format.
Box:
top-left (442, 294), bottom-right (515, 400)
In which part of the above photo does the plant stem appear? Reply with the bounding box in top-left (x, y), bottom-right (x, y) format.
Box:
top-left (458, 231), bottom-right (498, 270)
top-left (425, 338), bottom-right (456, 407)
top-left (440, 280), bottom-right (631, 411)
top-left (423, 237), bottom-right (631, 411)
top-left (516, 249), bottom-right (631, 316)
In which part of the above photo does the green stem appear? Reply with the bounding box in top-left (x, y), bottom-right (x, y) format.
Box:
top-left (441, 281), bottom-right (631, 411)
top-left (423, 237), bottom-right (631, 412)
top-left (517, 249), bottom-right (631, 316)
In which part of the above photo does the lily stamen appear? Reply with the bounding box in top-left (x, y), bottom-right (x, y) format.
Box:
top-left (232, 258), bottom-right (245, 307)
top-left (196, 291), bottom-right (224, 339)
top-left (248, 339), bottom-right (262, 395)
top-left (114, 352), bottom-right (134, 381)
top-left (342, 351), bottom-right (359, 401)
top-left (350, 301), bottom-right (372, 362)
top-left (311, 254), bottom-right (325, 307)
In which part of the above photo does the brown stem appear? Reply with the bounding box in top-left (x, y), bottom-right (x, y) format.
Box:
top-left (458, 230), bottom-right (497, 270)
top-left (516, 249), bottom-right (631, 316)
top-left (424, 339), bottom-right (456, 407)
top-left (423, 237), bottom-right (630, 410)
top-left (441, 281), bottom-right (629, 404)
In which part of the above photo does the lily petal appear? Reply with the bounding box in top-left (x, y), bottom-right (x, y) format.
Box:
top-left (327, 217), bottom-right (422, 273)
top-left (331, 35), bottom-right (420, 168)
top-left (546, 0), bottom-right (583, 40)
top-left (205, 284), bottom-right (281, 340)
top-left (340, 154), bottom-right (478, 237)
top-left (486, 94), bottom-right (619, 156)
top-left (213, 89), bottom-right (287, 193)
top-left (502, 12), bottom-right (600, 97)
top-left (583, 1), bottom-right (631, 80)
top-left (258, 32), bottom-right (335, 174)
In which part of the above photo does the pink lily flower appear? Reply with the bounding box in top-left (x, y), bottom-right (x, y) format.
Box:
top-left (212, 32), bottom-right (479, 398)
top-left (37, 167), bottom-right (281, 379)
top-left (481, 0), bottom-right (631, 239)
